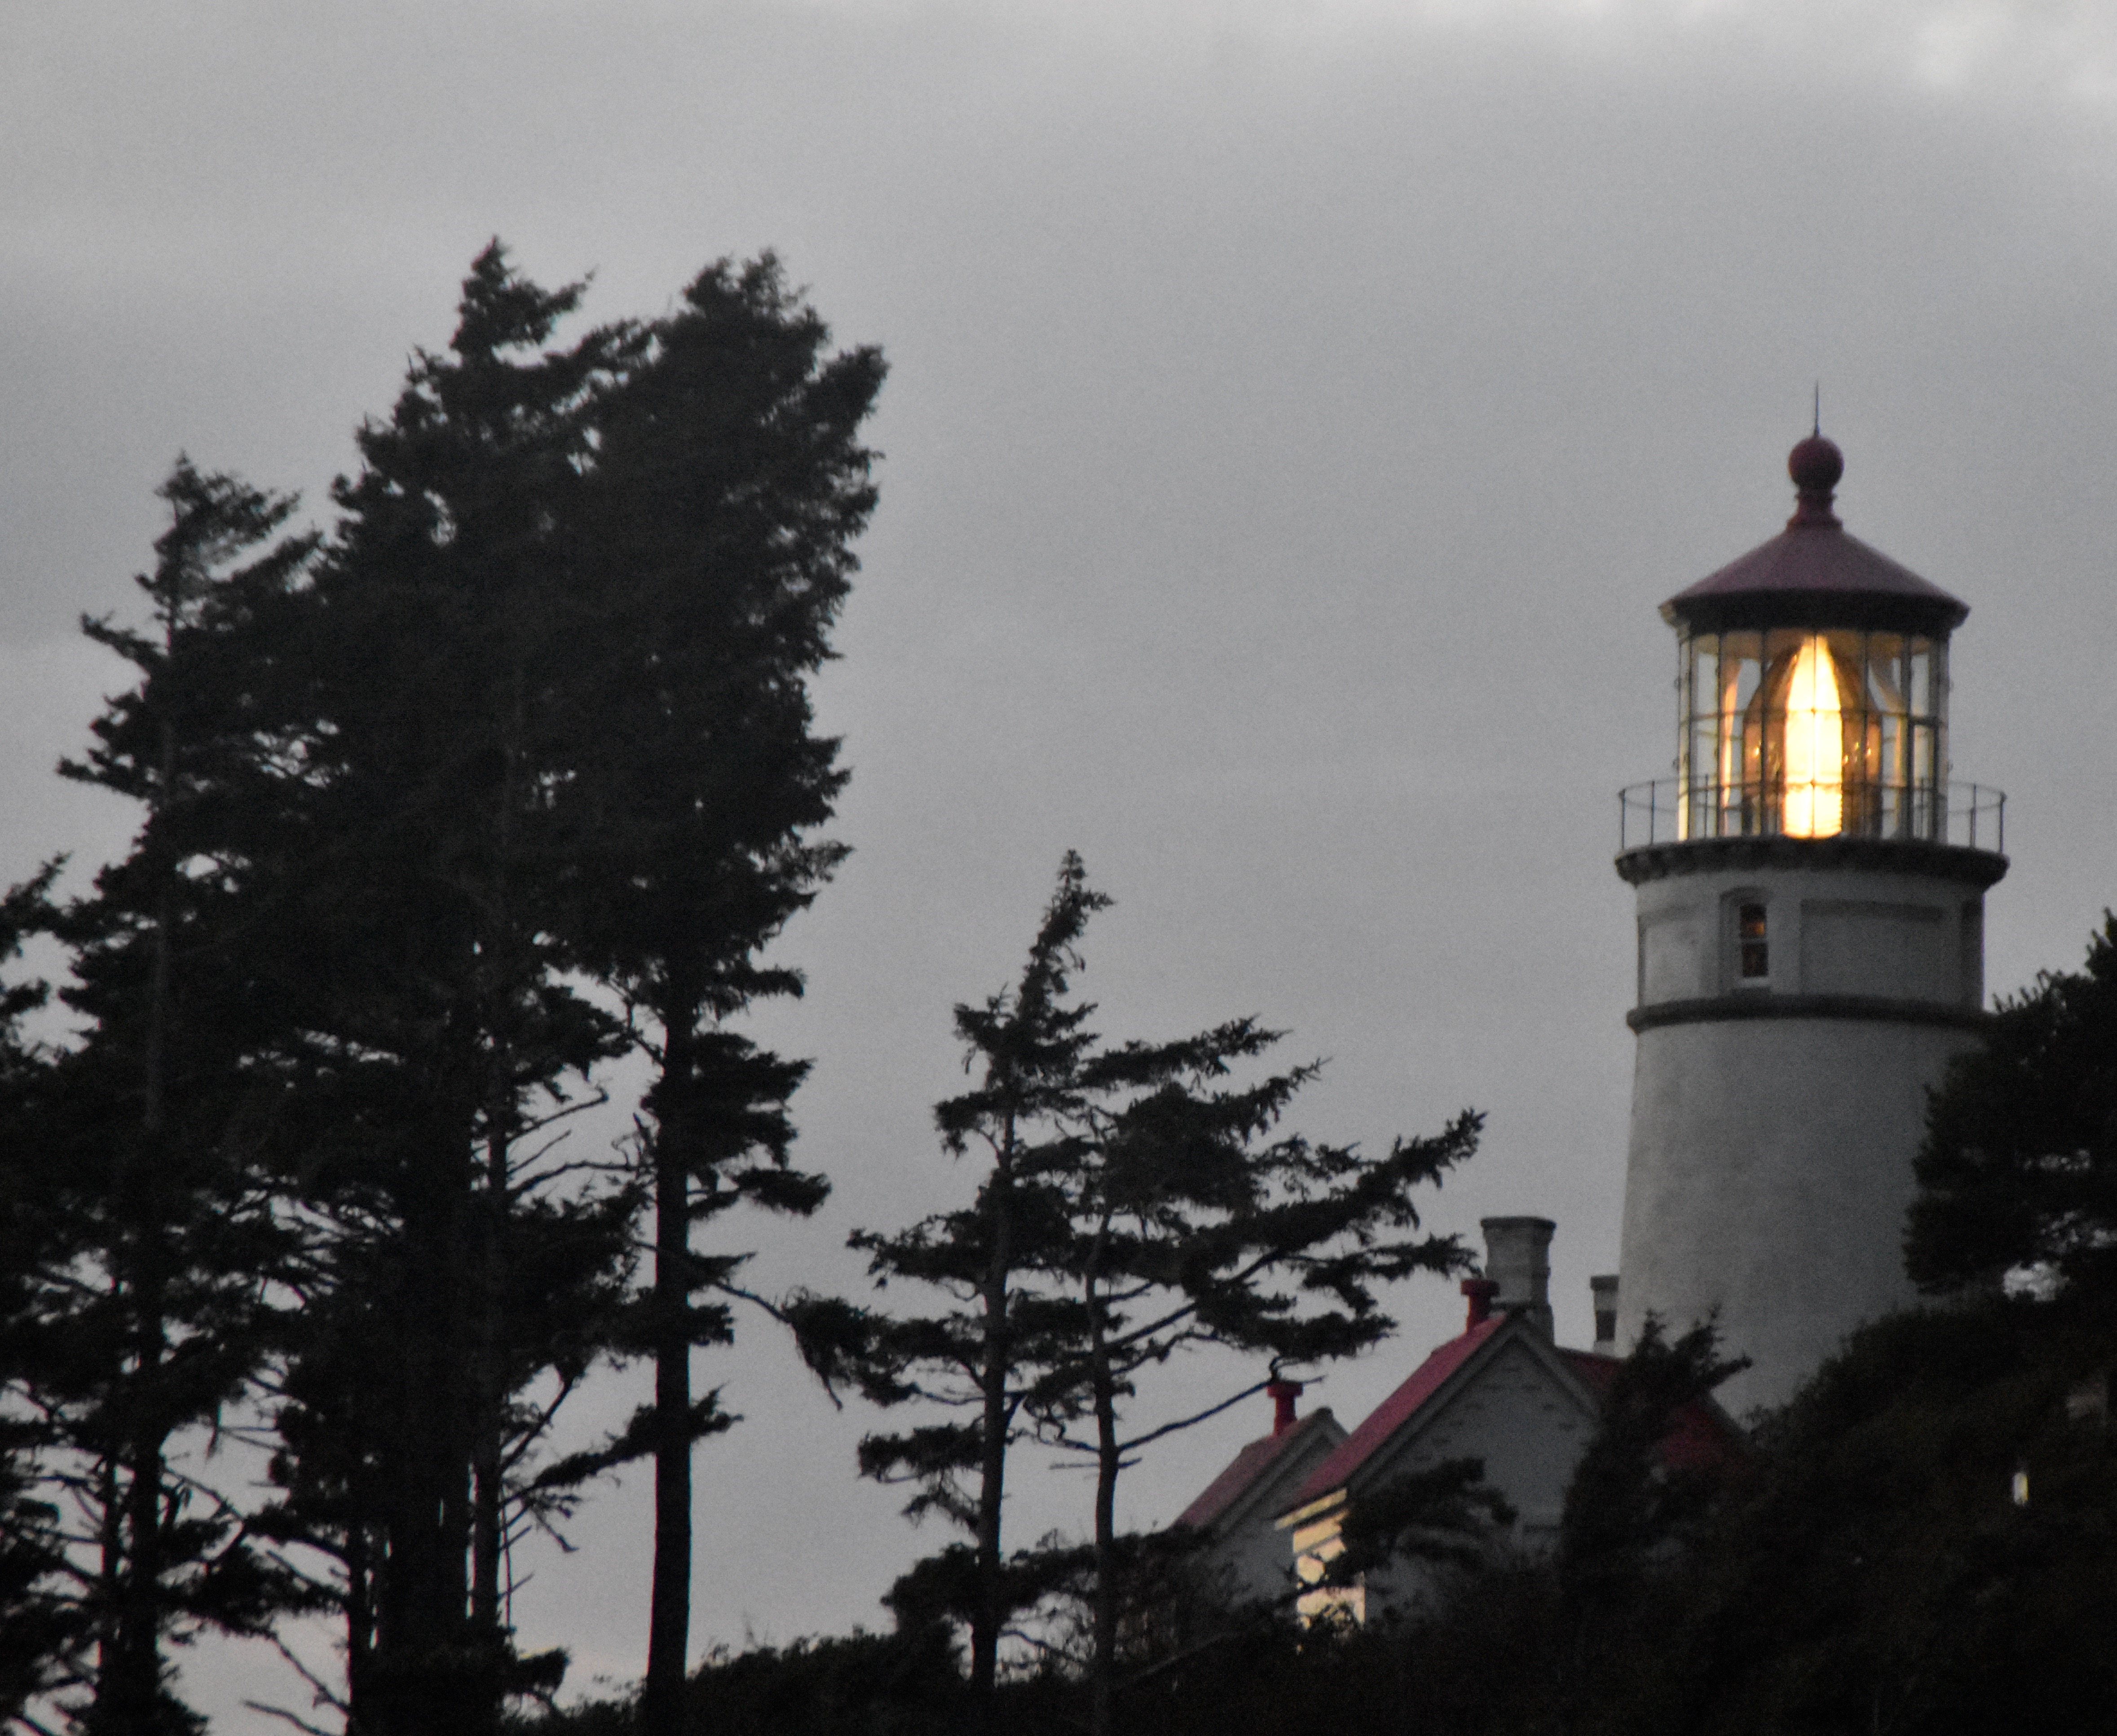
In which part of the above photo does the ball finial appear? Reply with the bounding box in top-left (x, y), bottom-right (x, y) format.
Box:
top-left (1788, 433), bottom-right (1843, 495)
top-left (1787, 433), bottom-right (1843, 525)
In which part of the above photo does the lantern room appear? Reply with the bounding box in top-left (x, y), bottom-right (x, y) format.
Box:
top-left (1623, 433), bottom-right (2002, 853)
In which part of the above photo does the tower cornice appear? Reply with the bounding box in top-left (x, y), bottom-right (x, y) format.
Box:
top-left (1627, 992), bottom-right (1991, 1035)
top-left (1615, 835), bottom-right (2008, 888)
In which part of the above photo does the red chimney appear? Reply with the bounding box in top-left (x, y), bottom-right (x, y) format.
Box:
top-left (1266, 1378), bottom-right (1303, 1435)
top-left (1461, 1277), bottom-right (1499, 1330)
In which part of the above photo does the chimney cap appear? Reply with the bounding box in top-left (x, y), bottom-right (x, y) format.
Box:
top-left (1479, 1217), bottom-right (1555, 1338)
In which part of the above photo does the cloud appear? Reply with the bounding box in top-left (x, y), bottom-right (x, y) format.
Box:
top-left (708, 0), bottom-right (2117, 115)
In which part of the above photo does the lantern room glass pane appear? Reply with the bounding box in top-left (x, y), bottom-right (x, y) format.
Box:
top-left (1676, 623), bottom-right (1950, 842)
top-left (1865, 632), bottom-right (1904, 711)
top-left (1720, 632), bottom-right (1762, 836)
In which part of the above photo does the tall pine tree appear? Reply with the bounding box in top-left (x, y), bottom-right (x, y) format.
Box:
top-left (15, 462), bottom-right (318, 1733)
top-left (7, 244), bottom-right (883, 1732)
top-left (815, 855), bottom-right (1481, 1734)
top-left (801, 856), bottom-right (1112, 1716)
top-left (553, 254), bottom-right (882, 1736)
top-left (245, 248), bottom-right (639, 1733)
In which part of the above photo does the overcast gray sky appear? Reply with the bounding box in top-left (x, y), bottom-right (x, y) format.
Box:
top-left (7, 0), bottom-right (2117, 1723)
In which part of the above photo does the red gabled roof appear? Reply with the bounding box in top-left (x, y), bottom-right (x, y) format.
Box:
top-left (1284, 1317), bottom-right (1508, 1511)
top-left (1175, 1409), bottom-right (1340, 1532)
top-left (1281, 1320), bottom-right (1748, 1515)
top-left (1557, 1349), bottom-right (1747, 1475)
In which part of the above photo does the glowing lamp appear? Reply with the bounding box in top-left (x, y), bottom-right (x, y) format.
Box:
top-left (1780, 634), bottom-right (1842, 836)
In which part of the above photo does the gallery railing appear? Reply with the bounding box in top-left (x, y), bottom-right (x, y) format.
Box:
top-left (1618, 779), bottom-right (2005, 855)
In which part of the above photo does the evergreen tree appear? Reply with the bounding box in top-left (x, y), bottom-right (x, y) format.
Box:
top-left (1607, 1303), bottom-right (2117, 1736)
top-left (240, 247), bottom-right (640, 1734)
top-left (815, 855), bottom-right (1481, 1735)
top-left (12, 462), bottom-right (318, 1733)
top-left (0, 1419), bottom-right (74, 1728)
top-left (798, 856), bottom-right (1110, 1718)
top-left (0, 244), bottom-right (881, 1732)
top-left (0, 873), bottom-right (82, 1727)
top-left (551, 255), bottom-right (882, 1736)
top-left (1557, 1319), bottom-right (1744, 1611)
top-left (1324, 1459), bottom-right (1517, 1588)
top-left (1908, 913), bottom-right (2117, 1312)
top-left (249, 244), bottom-right (880, 1733)
top-left (1021, 894), bottom-right (1478, 1736)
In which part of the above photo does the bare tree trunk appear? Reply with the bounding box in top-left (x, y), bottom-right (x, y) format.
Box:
top-left (1086, 1241), bottom-right (1120, 1736)
top-left (99, 759), bottom-right (176, 1732)
top-left (472, 683), bottom-right (525, 1644)
top-left (375, 1133), bottom-right (479, 1736)
top-left (345, 1525), bottom-right (375, 1730)
top-left (471, 1127), bottom-right (508, 1633)
top-left (970, 1122), bottom-right (1016, 1726)
top-left (108, 1390), bottom-right (168, 1731)
top-left (99, 1255), bottom-right (170, 1734)
top-left (93, 1449), bottom-right (121, 1713)
top-left (642, 1024), bottom-right (695, 1736)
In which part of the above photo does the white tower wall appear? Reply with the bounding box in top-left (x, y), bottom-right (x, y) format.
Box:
top-left (1615, 844), bottom-right (2000, 1414)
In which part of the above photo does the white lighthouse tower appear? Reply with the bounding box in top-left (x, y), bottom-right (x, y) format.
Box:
top-left (1613, 433), bottom-right (2007, 1415)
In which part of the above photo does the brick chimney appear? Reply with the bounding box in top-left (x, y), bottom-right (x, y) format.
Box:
top-left (1480, 1217), bottom-right (1555, 1337)
top-left (1266, 1378), bottom-right (1303, 1435)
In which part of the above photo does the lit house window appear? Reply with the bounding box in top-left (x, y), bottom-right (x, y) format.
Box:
top-left (1738, 903), bottom-right (1769, 980)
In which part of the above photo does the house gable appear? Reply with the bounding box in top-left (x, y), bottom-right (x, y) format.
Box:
top-left (1174, 1408), bottom-right (1347, 1608)
top-left (1273, 1313), bottom-right (1612, 1620)
top-left (1283, 1316), bottom-right (1508, 1514)
top-left (1351, 1323), bottom-right (1604, 1541)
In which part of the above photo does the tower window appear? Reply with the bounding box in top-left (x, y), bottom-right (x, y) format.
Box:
top-left (1738, 903), bottom-right (1769, 979)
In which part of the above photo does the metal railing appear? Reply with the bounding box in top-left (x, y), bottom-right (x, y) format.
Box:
top-left (1619, 779), bottom-right (2005, 854)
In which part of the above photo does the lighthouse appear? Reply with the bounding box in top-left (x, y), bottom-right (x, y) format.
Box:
top-left (1613, 433), bottom-right (2007, 1415)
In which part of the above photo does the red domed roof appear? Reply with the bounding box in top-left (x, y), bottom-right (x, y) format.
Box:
top-left (1662, 437), bottom-right (1968, 636)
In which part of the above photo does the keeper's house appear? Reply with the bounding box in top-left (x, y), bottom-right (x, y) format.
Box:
top-left (1175, 1218), bottom-right (1738, 1623)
